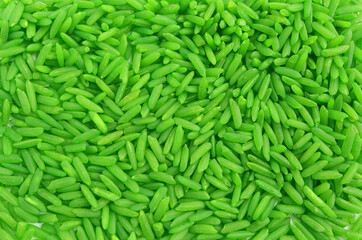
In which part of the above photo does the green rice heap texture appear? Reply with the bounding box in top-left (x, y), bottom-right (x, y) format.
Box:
top-left (0, 0), bottom-right (362, 239)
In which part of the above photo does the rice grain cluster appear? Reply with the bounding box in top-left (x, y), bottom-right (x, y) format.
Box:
top-left (0, 0), bottom-right (361, 239)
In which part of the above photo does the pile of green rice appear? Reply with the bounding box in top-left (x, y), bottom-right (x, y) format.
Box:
top-left (0, 0), bottom-right (361, 239)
